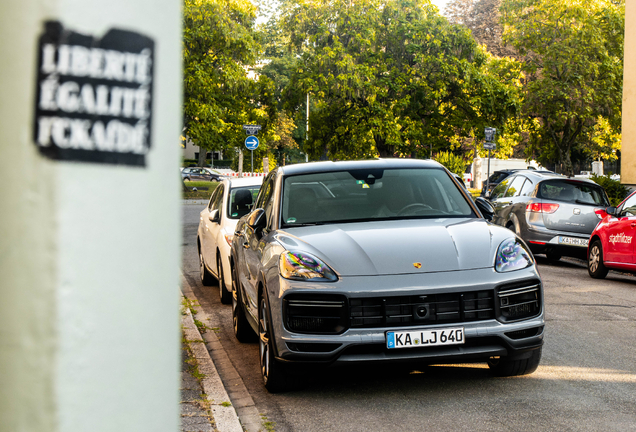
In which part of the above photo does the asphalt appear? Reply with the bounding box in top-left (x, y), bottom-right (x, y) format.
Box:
top-left (180, 270), bottom-right (263, 432)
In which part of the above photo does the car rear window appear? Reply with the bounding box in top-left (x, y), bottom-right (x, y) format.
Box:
top-left (537, 180), bottom-right (609, 206)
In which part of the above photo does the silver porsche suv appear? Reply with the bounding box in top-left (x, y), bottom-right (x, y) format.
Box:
top-left (231, 159), bottom-right (544, 392)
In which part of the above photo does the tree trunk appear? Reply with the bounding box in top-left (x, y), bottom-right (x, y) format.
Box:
top-left (374, 135), bottom-right (395, 158)
top-left (197, 146), bottom-right (207, 167)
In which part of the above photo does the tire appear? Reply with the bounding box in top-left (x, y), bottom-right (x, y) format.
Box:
top-left (488, 347), bottom-right (542, 377)
top-left (259, 295), bottom-right (291, 393)
top-left (232, 264), bottom-right (254, 342)
top-left (218, 255), bottom-right (231, 304)
top-left (588, 240), bottom-right (609, 279)
top-left (199, 248), bottom-right (215, 286)
top-left (545, 250), bottom-right (562, 262)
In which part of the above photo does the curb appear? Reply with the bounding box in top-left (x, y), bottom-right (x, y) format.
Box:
top-left (181, 294), bottom-right (243, 432)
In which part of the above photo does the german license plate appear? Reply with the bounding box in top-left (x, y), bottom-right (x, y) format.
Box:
top-left (386, 327), bottom-right (464, 349)
top-left (558, 236), bottom-right (588, 247)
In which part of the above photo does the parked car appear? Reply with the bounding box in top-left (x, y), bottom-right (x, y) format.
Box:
top-left (230, 159), bottom-right (544, 392)
top-left (481, 169), bottom-right (520, 197)
top-left (197, 177), bottom-right (264, 303)
top-left (182, 167), bottom-right (224, 182)
top-left (489, 170), bottom-right (610, 261)
top-left (587, 191), bottom-right (636, 279)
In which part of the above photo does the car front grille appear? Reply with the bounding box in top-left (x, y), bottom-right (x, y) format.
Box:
top-left (349, 290), bottom-right (495, 328)
top-left (496, 280), bottom-right (542, 322)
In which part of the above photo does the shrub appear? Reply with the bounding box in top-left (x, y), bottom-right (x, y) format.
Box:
top-left (590, 174), bottom-right (629, 207)
top-left (434, 151), bottom-right (467, 177)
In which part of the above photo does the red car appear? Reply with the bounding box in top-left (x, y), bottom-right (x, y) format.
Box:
top-left (588, 191), bottom-right (636, 278)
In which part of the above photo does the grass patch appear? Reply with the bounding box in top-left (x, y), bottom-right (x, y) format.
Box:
top-left (183, 181), bottom-right (219, 200)
top-left (194, 318), bottom-right (210, 334)
top-left (181, 297), bottom-right (199, 316)
top-left (220, 401), bottom-right (232, 407)
top-left (261, 414), bottom-right (276, 432)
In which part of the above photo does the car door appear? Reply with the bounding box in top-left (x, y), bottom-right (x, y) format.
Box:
top-left (490, 177), bottom-right (513, 226)
top-left (241, 173), bottom-right (276, 315)
top-left (202, 184), bottom-right (224, 271)
top-left (604, 194), bottom-right (636, 264)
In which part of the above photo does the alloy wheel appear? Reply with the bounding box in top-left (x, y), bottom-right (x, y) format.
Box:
top-left (259, 299), bottom-right (270, 383)
top-left (589, 245), bottom-right (600, 273)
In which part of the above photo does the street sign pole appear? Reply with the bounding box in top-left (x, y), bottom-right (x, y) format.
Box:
top-left (251, 150), bottom-right (253, 174)
top-left (483, 127), bottom-right (497, 196)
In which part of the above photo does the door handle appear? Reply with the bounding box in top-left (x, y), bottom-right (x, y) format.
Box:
top-left (243, 242), bottom-right (250, 249)
top-left (631, 223), bottom-right (636, 228)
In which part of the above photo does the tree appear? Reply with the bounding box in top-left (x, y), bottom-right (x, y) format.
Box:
top-left (501, 0), bottom-right (624, 176)
top-left (446, 0), bottom-right (517, 58)
top-left (277, 0), bottom-right (521, 161)
top-left (182, 0), bottom-right (262, 166)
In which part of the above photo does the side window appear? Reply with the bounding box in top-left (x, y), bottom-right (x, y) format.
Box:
top-left (491, 178), bottom-right (511, 200)
top-left (505, 176), bottom-right (526, 198)
top-left (210, 185), bottom-right (224, 212)
top-left (621, 194), bottom-right (636, 217)
top-left (520, 178), bottom-right (534, 196)
top-left (255, 174), bottom-right (274, 209)
top-left (207, 185), bottom-right (221, 210)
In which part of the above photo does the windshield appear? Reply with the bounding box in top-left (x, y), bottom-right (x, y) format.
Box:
top-left (538, 180), bottom-right (609, 206)
top-left (281, 168), bottom-right (475, 226)
top-left (227, 186), bottom-right (261, 219)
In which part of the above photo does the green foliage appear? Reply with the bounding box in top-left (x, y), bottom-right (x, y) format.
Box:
top-left (435, 151), bottom-right (468, 176)
top-left (182, 0), bottom-right (263, 154)
top-left (501, 0), bottom-right (624, 176)
top-left (270, 0), bottom-right (521, 161)
top-left (590, 174), bottom-right (629, 207)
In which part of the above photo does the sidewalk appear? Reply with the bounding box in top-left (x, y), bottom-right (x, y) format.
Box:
top-left (180, 297), bottom-right (243, 432)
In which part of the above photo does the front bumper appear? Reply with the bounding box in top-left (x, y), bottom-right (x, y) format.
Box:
top-left (265, 266), bottom-right (544, 365)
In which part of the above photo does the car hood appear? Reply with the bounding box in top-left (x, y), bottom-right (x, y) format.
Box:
top-left (275, 218), bottom-right (514, 277)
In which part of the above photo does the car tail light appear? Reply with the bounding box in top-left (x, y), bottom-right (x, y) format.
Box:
top-left (526, 202), bottom-right (559, 214)
top-left (594, 208), bottom-right (607, 220)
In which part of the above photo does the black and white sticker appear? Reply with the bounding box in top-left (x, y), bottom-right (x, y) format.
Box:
top-left (34, 21), bottom-right (154, 166)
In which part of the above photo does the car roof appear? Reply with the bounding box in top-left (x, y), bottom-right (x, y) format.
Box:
top-left (277, 158), bottom-right (445, 176)
top-left (509, 170), bottom-right (600, 185)
top-left (226, 176), bottom-right (264, 188)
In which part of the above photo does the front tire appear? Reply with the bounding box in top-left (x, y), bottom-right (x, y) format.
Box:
top-left (259, 295), bottom-right (291, 393)
top-left (588, 240), bottom-right (609, 279)
top-left (218, 255), bottom-right (231, 304)
top-left (199, 248), bottom-right (214, 286)
top-left (488, 347), bottom-right (542, 377)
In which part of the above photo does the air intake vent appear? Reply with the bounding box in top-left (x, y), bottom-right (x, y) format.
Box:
top-left (497, 281), bottom-right (541, 322)
top-left (349, 290), bottom-right (495, 328)
top-left (284, 295), bottom-right (347, 334)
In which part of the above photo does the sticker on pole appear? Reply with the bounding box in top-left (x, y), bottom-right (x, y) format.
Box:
top-left (33, 21), bottom-right (154, 166)
top-left (245, 135), bottom-right (259, 151)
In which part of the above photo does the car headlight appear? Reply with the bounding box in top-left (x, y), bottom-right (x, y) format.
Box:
top-left (495, 238), bottom-right (534, 272)
top-left (279, 251), bottom-right (338, 281)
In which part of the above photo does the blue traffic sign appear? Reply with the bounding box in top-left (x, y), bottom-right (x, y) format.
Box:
top-left (245, 135), bottom-right (259, 151)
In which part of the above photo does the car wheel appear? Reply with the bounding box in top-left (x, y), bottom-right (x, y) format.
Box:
top-left (588, 240), bottom-right (609, 279)
top-left (218, 255), bottom-right (231, 304)
top-left (488, 347), bottom-right (542, 377)
top-left (199, 249), bottom-right (214, 286)
top-left (259, 295), bottom-right (291, 393)
top-left (184, 177), bottom-right (191, 181)
top-left (232, 264), bottom-right (254, 342)
top-left (545, 250), bottom-right (562, 262)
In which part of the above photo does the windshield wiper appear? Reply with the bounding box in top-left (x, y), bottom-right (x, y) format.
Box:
top-left (575, 199), bottom-right (596, 206)
top-left (284, 222), bottom-right (326, 227)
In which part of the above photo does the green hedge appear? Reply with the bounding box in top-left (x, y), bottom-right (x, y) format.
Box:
top-left (590, 174), bottom-right (629, 207)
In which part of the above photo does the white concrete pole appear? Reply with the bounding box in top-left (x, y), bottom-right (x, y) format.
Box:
top-left (0, 1), bottom-right (181, 431)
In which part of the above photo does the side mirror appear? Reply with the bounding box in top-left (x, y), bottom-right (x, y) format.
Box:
top-left (247, 208), bottom-right (267, 230)
top-left (208, 209), bottom-right (220, 223)
top-left (606, 206), bottom-right (617, 216)
top-left (475, 196), bottom-right (495, 222)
